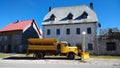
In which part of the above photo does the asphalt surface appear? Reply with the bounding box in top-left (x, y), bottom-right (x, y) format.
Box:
top-left (0, 56), bottom-right (120, 68)
top-left (0, 62), bottom-right (119, 68)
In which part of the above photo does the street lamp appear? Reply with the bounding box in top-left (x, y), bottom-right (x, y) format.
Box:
top-left (82, 31), bottom-right (86, 53)
top-left (81, 31), bottom-right (86, 61)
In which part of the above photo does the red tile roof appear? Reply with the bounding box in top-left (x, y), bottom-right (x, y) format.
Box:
top-left (0, 20), bottom-right (41, 35)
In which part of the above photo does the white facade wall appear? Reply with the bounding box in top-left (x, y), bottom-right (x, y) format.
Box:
top-left (43, 23), bottom-right (97, 54)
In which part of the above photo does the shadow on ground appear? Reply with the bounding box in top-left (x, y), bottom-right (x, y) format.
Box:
top-left (3, 56), bottom-right (35, 60)
top-left (3, 56), bottom-right (81, 60)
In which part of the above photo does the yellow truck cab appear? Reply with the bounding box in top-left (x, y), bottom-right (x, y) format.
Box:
top-left (60, 41), bottom-right (79, 59)
top-left (27, 38), bottom-right (86, 60)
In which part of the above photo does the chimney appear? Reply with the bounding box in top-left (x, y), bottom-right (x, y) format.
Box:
top-left (49, 6), bottom-right (52, 12)
top-left (90, 2), bottom-right (93, 9)
top-left (16, 20), bottom-right (20, 23)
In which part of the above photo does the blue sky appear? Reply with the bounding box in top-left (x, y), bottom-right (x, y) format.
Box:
top-left (0, 0), bottom-right (120, 30)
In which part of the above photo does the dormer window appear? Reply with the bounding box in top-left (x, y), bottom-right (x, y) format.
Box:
top-left (82, 11), bottom-right (88, 19)
top-left (67, 13), bottom-right (73, 20)
top-left (50, 14), bottom-right (56, 21)
top-left (74, 11), bottom-right (88, 20)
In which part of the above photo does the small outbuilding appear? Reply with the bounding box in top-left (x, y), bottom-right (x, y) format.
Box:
top-left (97, 28), bottom-right (120, 55)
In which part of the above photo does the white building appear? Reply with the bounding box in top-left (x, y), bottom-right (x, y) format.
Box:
top-left (42, 3), bottom-right (98, 54)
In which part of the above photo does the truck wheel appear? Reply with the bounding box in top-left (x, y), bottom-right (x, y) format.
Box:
top-left (68, 53), bottom-right (75, 60)
top-left (33, 53), bottom-right (36, 58)
top-left (35, 52), bottom-right (44, 59)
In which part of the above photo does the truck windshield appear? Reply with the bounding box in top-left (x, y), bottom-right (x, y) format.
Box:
top-left (63, 43), bottom-right (67, 46)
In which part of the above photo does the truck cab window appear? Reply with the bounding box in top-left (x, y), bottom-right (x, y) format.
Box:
top-left (68, 43), bottom-right (71, 46)
top-left (57, 43), bottom-right (61, 49)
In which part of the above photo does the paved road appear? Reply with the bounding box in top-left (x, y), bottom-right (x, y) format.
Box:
top-left (0, 62), bottom-right (119, 68)
top-left (0, 58), bottom-right (120, 68)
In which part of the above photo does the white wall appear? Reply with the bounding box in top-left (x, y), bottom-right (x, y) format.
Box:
top-left (43, 23), bottom-right (97, 54)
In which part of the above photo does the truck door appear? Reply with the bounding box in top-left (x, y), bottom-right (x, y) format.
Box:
top-left (60, 43), bottom-right (68, 53)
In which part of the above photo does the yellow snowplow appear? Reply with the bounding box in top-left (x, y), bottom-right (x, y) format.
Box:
top-left (27, 38), bottom-right (89, 60)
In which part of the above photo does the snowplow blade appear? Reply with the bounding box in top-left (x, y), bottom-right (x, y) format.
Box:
top-left (81, 52), bottom-right (90, 59)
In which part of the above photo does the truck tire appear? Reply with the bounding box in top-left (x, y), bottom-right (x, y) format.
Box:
top-left (35, 52), bottom-right (44, 59)
top-left (68, 53), bottom-right (75, 60)
top-left (33, 53), bottom-right (36, 58)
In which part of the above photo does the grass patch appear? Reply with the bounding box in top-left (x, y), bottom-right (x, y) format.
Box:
top-left (80, 60), bottom-right (87, 63)
top-left (0, 53), bottom-right (15, 58)
top-left (0, 53), bottom-right (27, 58)
top-left (90, 55), bottom-right (120, 59)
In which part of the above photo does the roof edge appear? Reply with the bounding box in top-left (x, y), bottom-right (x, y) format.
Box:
top-left (42, 21), bottom-right (97, 26)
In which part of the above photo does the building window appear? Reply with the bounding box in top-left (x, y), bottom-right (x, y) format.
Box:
top-left (56, 29), bottom-right (60, 35)
top-left (106, 42), bottom-right (116, 51)
top-left (82, 11), bottom-right (88, 19)
top-left (3, 36), bottom-right (7, 41)
top-left (50, 14), bottom-right (56, 21)
top-left (0, 36), bottom-right (2, 41)
top-left (47, 29), bottom-right (51, 35)
top-left (87, 27), bottom-right (91, 34)
top-left (13, 34), bottom-right (20, 39)
top-left (67, 13), bottom-right (73, 20)
top-left (88, 43), bottom-right (93, 50)
top-left (76, 28), bottom-right (80, 34)
top-left (66, 28), bottom-right (70, 35)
